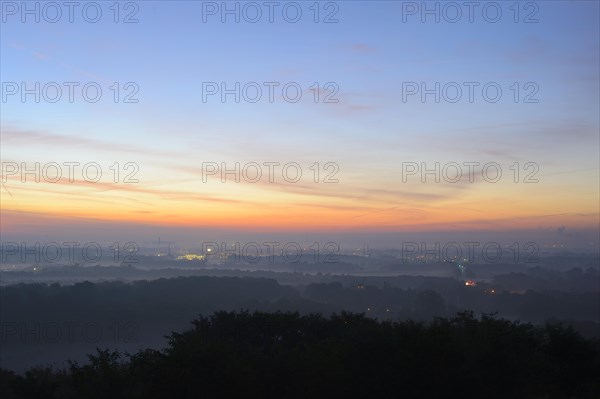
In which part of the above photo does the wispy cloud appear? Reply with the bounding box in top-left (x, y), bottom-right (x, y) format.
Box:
top-left (2, 126), bottom-right (178, 159)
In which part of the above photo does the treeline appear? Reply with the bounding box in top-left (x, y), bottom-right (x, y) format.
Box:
top-left (2, 276), bottom-right (598, 343)
top-left (302, 281), bottom-right (600, 326)
top-left (3, 274), bottom-right (598, 325)
top-left (1, 311), bottom-right (599, 399)
top-left (1, 276), bottom-right (598, 372)
top-left (490, 267), bottom-right (599, 293)
top-left (3, 265), bottom-right (597, 295)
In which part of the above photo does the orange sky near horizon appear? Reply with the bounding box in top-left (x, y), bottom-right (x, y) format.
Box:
top-left (1, 166), bottom-right (597, 233)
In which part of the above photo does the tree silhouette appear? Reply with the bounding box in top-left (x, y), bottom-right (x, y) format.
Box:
top-left (1, 310), bottom-right (599, 399)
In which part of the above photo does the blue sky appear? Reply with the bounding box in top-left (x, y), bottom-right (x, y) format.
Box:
top-left (1, 1), bottom-right (599, 247)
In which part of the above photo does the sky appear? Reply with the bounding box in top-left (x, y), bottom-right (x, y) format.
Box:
top-left (1, 1), bottom-right (599, 248)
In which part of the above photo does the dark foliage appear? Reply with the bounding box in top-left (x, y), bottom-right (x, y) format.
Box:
top-left (1, 311), bottom-right (599, 399)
